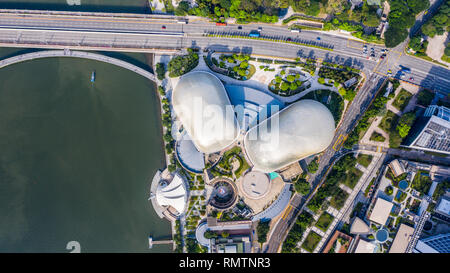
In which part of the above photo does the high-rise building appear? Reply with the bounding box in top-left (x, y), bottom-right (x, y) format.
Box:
top-left (405, 105), bottom-right (450, 154)
top-left (414, 233), bottom-right (450, 253)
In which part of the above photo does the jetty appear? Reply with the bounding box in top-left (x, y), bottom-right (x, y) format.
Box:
top-left (148, 236), bottom-right (174, 249)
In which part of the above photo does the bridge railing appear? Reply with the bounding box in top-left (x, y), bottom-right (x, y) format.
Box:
top-left (0, 8), bottom-right (184, 21)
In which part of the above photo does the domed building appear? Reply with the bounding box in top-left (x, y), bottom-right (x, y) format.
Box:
top-left (244, 99), bottom-right (335, 173)
top-left (172, 71), bottom-right (240, 154)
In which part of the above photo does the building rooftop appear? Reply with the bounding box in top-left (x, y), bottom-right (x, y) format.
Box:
top-left (369, 198), bottom-right (394, 225)
top-left (350, 217), bottom-right (371, 235)
top-left (244, 99), bottom-right (335, 173)
top-left (242, 171), bottom-right (270, 199)
top-left (436, 195), bottom-right (450, 216)
top-left (389, 224), bottom-right (415, 253)
top-left (388, 159), bottom-right (406, 177)
top-left (172, 71), bottom-right (240, 154)
top-left (155, 173), bottom-right (187, 215)
top-left (354, 238), bottom-right (377, 253)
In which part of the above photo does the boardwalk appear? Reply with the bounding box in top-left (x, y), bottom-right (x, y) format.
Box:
top-left (0, 49), bottom-right (156, 82)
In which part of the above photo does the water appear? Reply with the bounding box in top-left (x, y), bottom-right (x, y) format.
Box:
top-left (0, 52), bottom-right (172, 252)
top-left (0, 0), bottom-right (151, 14)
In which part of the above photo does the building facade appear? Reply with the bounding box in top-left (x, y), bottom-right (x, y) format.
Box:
top-left (405, 105), bottom-right (450, 154)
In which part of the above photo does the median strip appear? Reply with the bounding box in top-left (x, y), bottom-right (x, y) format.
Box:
top-left (205, 33), bottom-right (334, 52)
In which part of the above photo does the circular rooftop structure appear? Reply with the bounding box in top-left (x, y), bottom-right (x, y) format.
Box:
top-left (244, 99), bottom-right (335, 173)
top-left (398, 180), bottom-right (409, 190)
top-left (209, 178), bottom-right (237, 210)
top-left (242, 171), bottom-right (270, 199)
top-left (375, 228), bottom-right (389, 243)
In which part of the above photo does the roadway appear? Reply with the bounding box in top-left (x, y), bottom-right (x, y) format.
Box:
top-left (265, 73), bottom-right (387, 252)
top-left (0, 10), bottom-right (449, 92)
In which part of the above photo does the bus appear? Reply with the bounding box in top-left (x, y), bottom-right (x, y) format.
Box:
top-left (249, 32), bottom-right (260, 38)
top-left (216, 22), bottom-right (227, 26)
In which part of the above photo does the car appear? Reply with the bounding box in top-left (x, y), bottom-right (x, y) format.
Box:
top-left (257, 27), bottom-right (262, 32)
top-left (237, 26), bottom-right (242, 30)
top-left (409, 77), bottom-right (414, 81)
top-left (380, 54), bottom-right (385, 59)
top-left (381, 49), bottom-right (386, 53)
top-left (161, 25), bottom-right (166, 29)
top-left (287, 37), bottom-right (292, 41)
top-left (317, 37), bottom-right (321, 40)
top-left (363, 44), bottom-right (367, 48)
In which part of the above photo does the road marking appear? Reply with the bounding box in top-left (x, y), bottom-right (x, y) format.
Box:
top-left (281, 205), bottom-right (293, 220)
top-left (332, 134), bottom-right (344, 151)
top-left (0, 14), bottom-right (180, 26)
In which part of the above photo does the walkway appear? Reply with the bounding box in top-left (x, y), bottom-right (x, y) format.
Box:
top-left (0, 49), bottom-right (156, 82)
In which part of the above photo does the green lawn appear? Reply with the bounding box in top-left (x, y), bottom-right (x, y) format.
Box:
top-left (343, 168), bottom-right (363, 189)
top-left (411, 171), bottom-right (433, 195)
top-left (392, 89), bottom-right (413, 111)
top-left (370, 131), bottom-right (386, 142)
top-left (301, 231), bottom-right (322, 253)
top-left (315, 212), bottom-right (334, 232)
top-left (330, 188), bottom-right (349, 210)
top-left (379, 110), bottom-right (400, 133)
top-left (357, 154), bottom-right (373, 168)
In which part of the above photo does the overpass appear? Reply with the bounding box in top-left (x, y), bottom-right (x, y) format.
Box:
top-left (0, 49), bottom-right (156, 82)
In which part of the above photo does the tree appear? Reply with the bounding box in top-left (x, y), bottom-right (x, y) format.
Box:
top-left (281, 81), bottom-right (290, 91)
top-left (221, 231), bottom-right (230, 238)
top-left (156, 63), bottom-right (166, 81)
top-left (257, 220), bottom-right (271, 244)
top-left (384, 27), bottom-right (408, 48)
top-left (175, 1), bottom-right (190, 16)
top-left (307, 157), bottom-right (319, 173)
top-left (294, 178), bottom-right (310, 195)
top-left (385, 186), bottom-right (394, 195)
top-left (396, 112), bottom-right (416, 138)
top-left (306, 0), bottom-right (320, 16)
top-left (204, 230), bottom-right (218, 239)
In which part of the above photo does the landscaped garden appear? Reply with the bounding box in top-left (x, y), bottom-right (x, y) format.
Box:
top-left (209, 146), bottom-right (250, 179)
top-left (168, 48), bottom-right (199, 77)
top-left (301, 231), bottom-right (322, 253)
top-left (315, 212), bottom-right (334, 232)
top-left (282, 211), bottom-right (313, 253)
top-left (370, 131), bottom-right (386, 142)
top-left (330, 188), bottom-right (350, 210)
top-left (269, 69), bottom-right (308, 96)
top-left (208, 53), bottom-right (256, 81)
top-left (357, 154), bottom-right (373, 168)
top-left (344, 80), bottom-right (399, 149)
top-left (411, 170), bottom-right (433, 196)
top-left (392, 89), bottom-right (413, 112)
top-left (307, 154), bottom-right (359, 213)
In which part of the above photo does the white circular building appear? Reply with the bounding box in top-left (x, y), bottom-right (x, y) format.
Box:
top-left (172, 71), bottom-right (240, 154)
top-left (155, 173), bottom-right (188, 215)
top-left (244, 99), bottom-right (335, 173)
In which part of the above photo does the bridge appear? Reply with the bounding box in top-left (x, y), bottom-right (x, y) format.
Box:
top-left (0, 49), bottom-right (156, 82)
top-left (0, 8), bottom-right (449, 93)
